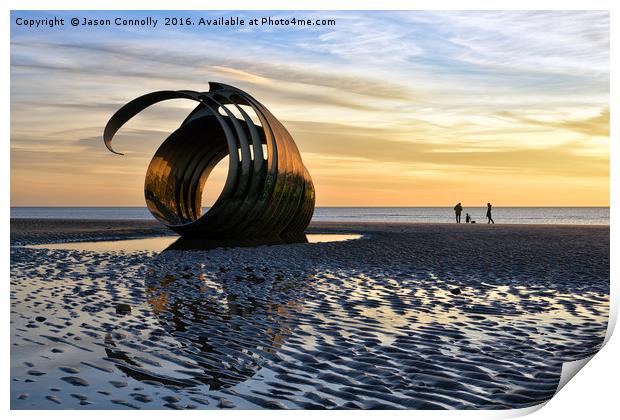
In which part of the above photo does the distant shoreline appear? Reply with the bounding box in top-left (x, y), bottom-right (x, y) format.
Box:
top-left (9, 206), bottom-right (612, 208)
top-left (9, 206), bottom-right (610, 226)
top-left (10, 218), bottom-right (611, 247)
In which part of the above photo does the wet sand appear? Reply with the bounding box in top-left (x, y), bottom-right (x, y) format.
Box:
top-left (10, 219), bottom-right (609, 409)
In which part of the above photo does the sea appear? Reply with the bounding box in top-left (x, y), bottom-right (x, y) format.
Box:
top-left (10, 207), bottom-right (609, 225)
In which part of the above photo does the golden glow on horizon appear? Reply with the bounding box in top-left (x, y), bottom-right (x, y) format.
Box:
top-left (10, 117), bottom-right (609, 207)
top-left (10, 98), bottom-right (610, 207)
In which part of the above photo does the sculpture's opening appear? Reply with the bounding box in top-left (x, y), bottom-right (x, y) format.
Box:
top-left (144, 116), bottom-right (230, 227)
top-left (201, 155), bottom-right (228, 210)
top-left (144, 111), bottom-right (270, 229)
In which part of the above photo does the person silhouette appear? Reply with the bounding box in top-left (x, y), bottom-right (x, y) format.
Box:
top-left (486, 202), bottom-right (495, 224)
top-left (465, 213), bottom-right (471, 223)
top-left (454, 202), bottom-right (463, 224)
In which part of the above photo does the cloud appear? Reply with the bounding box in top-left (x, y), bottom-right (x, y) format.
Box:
top-left (10, 11), bottom-right (609, 206)
top-left (11, 39), bottom-right (416, 102)
top-left (208, 66), bottom-right (272, 85)
top-left (410, 11), bottom-right (609, 78)
top-left (288, 120), bottom-right (609, 179)
top-left (497, 107), bottom-right (610, 138)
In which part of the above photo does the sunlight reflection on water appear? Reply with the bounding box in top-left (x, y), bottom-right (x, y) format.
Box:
top-left (28, 234), bottom-right (362, 252)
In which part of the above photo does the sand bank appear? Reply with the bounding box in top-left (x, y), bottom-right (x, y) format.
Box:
top-left (10, 219), bottom-right (609, 409)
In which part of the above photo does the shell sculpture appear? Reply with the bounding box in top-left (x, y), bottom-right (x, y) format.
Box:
top-left (103, 82), bottom-right (315, 238)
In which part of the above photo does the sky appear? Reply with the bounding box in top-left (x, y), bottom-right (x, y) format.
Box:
top-left (10, 10), bottom-right (609, 207)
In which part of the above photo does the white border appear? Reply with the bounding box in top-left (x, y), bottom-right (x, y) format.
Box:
top-left (3, 1), bottom-right (616, 419)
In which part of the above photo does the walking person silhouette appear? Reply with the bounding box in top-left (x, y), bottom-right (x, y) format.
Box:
top-left (454, 202), bottom-right (463, 224)
top-left (486, 202), bottom-right (495, 224)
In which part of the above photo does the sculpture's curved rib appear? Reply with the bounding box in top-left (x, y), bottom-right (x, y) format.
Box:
top-left (103, 82), bottom-right (315, 238)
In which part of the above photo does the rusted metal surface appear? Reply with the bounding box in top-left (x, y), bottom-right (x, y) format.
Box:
top-left (103, 82), bottom-right (315, 238)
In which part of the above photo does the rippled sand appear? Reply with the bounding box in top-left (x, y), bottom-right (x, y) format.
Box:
top-left (10, 221), bottom-right (609, 409)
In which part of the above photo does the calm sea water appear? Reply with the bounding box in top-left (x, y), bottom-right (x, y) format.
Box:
top-left (10, 207), bottom-right (609, 225)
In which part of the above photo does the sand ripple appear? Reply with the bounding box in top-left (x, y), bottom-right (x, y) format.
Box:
top-left (11, 225), bottom-right (609, 409)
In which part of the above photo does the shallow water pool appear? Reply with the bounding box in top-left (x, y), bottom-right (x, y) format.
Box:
top-left (27, 234), bottom-right (362, 252)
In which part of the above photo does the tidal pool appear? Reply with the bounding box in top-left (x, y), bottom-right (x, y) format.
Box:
top-left (27, 234), bottom-right (363, 253)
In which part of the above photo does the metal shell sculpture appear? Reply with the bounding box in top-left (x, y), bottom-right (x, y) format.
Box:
top-left (103, 82), bottom-right (315, 238)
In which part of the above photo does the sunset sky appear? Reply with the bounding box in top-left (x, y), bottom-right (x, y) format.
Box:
top-left (11, 10), bottom-right (609, 207)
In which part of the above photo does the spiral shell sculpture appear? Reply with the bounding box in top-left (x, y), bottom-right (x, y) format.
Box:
top-left (103, 82), bottom-right (315, 238)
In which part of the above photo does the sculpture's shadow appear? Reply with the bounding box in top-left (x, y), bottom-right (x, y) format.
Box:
top-left (105, 236), bottom-right (312, 391)
top-left (162, 233), bottom-right (309, 252)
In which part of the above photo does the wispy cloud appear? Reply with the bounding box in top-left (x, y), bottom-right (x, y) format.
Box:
top-left (497, 107), bottom-right (610, 138)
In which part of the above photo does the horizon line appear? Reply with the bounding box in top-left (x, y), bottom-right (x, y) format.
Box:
top-left (10, 205), bottom-right (611, 209)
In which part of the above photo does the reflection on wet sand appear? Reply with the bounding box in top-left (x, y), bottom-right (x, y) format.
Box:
top-left (10, 222), bottom-right (609, 409)
top-left (99, 233), bottom-right (609, 407)
top-left (103, 245), bottom-right (309, 391)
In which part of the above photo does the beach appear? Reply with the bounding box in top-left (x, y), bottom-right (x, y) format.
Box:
top-left (10, 219), bottom-right (610, 409)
